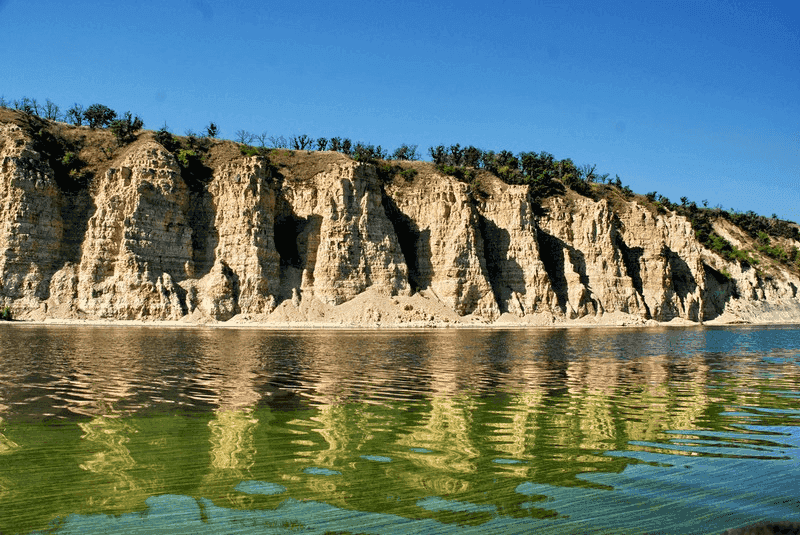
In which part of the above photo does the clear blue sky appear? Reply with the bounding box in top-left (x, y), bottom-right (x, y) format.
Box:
top-left (2, 0), bottom-right (798, 221)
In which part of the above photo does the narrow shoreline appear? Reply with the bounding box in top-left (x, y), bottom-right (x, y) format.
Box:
top-left (3, 317), bottom-right (798, 330)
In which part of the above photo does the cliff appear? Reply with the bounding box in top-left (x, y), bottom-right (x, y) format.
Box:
top-left (2, 110), bottom-right (799, 326)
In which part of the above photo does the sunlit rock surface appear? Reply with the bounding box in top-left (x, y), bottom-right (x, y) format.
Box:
top-left (1, 113), bottom-right (798, 325)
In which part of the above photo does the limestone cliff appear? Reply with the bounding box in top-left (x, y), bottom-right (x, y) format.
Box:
top-left (1, 112), bottom-right (798, 325)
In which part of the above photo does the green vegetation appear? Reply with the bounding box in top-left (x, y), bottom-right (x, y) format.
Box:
top-left (154, 124), bottom-right (180, 152)
top-left (1, 306), bottom-right (12, 321)
top-left (177, 149), bottom-right (197, 168)
top-left (83, 104), bottom-right (117, 129)
top-left (109, 111), bottom-right (144, 145)
top-left (398, 168), bottom-right (418, 181)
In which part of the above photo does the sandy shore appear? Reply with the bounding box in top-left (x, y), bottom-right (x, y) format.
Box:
top-left (3, 290), bottom-right (797, 330)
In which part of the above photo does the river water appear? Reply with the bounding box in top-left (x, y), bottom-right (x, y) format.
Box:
top-left (0, 324), bottom-right (799, 534)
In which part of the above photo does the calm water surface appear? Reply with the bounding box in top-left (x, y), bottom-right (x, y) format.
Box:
top-left (0, 325), bottom-right (799, 534)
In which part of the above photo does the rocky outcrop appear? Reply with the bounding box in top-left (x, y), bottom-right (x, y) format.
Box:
top-left (0, 123), bottom-right (64, 314)
top-left (281, 161), bottom-right (410, 306)
top-left (386, 174), bottom-right (497, 317)
top-left (1, 116), bottom-right (798, 325)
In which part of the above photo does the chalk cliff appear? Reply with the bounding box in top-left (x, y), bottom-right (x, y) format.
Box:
top-left (1, 112), bottom-right (798, 325)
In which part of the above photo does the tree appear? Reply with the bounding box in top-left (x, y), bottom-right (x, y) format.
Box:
top-left (256, 132), bottom-right (270, 148)
top-left (109, 111), bottom-right (144, 145)
top-left (43, 99), bottom-right (60, 121)
top-left (205, 122), bottom-right (219, 138)
top-left (329, 137), bottom-right (342, 152)
top-left (448, 144), bottom-right (463, 167)
top-left (316, 137), bottom-right (328, 151)
top-left (66, 104), bottom-right (84, 125)
top-left (392, 144), bottom-right (419, 161)
top-left (234, 130), bottom-right (254, 144)
top-left (268, 135), bottom-right (288, 148)
top-left (84, 104), bottom-right (116, 128)
top-left (496, 150), bottom-right (518, 171)
top-left (341, 138), bottom-right (352, 155)
top-left (14, 97), bottom-right (37, 115)
top-left (580, 163), bottom-right (597, 182)
top-left (428, 145), bottom-right (446, 166)
top-left (291, 134), bottom-right (313, 150)
top-left (463, 146), bottom-right (481, 167)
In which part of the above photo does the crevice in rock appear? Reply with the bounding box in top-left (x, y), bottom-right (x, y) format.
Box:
top-left (274, 214), bottom-right (304, 269)
top-left (615, 233), bottom-right (650, 317)
top-left (187, 189), bottom-right (218, 278)
top-left (381, 193), bottom-right (426, 293)
top-left (274, 194), bottom-right (323, 302)
top-left (702, 263), bottom-right (736, 320)
top-left (536, 230), bottom-right (568, 313)
top-left (477, 214), bottom-right (522, 314)
top-left (59, 190), bottom-right (96, 264)
top-left (180, 152), bottom-right (218, 278)
top-left (664, 245), bottom-right (697, 301)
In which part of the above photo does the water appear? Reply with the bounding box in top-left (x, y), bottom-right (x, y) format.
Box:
top-left (0, 325), bottom-right (799, 534)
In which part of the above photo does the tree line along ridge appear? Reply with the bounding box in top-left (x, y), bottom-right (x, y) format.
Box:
top-left (2, 95), bottom-right (798, 275)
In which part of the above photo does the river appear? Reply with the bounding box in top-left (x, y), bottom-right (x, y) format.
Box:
top-left (0, 324), bottom-right (798, 534)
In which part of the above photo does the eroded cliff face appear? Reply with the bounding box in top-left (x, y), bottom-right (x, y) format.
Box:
top-left (1, 117), bottom-right (798, 325)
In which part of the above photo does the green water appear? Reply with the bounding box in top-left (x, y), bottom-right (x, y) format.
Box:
top-left (0, 325), bottom-right (798, 533)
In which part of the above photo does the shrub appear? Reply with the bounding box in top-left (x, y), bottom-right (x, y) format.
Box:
top-left (239, 145), bottom-right (269, 157)
top-left (205, 122), bottom-right (219, 138)
top-left (316, 137), bottom-right (328, 151)
top-left (399, 168), bottom-right (418, 181)
top-left (353, 142), bottom-right (386, 162)
top-left (154, 125), bottom-right (179, 152)
top-left (109, 111), bottom-right (143, 145)
top-left (61, 152), bottom-right (78, 168)
top-left (177, 149), bottom-right (197, 168)
top-left (1, 306), bottom-right (12, 321)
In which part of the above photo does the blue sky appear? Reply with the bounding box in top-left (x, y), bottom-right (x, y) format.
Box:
top-left (2, 0), bottom-right (798, 221)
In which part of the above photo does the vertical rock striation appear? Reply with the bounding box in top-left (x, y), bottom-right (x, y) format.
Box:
top-left (0, 124), bottom-right (63, 314)
top-left (0, 116), bottom-right (798, 325)
top-left (75, 141), bottom-right (192, 319)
